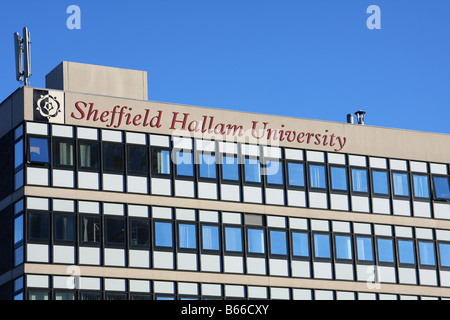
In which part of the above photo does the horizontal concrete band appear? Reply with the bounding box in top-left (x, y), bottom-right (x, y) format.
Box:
top-left (24, 263), bottom-right (450, 298)
top-left (25, 186), bottom-right (450, 230)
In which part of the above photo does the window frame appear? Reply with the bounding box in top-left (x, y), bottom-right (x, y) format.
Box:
top-left (150, 147), bottom-right (172, 178)
top-left (177, 221), bottom-right (199, 253)
top-left (432, 175), bottom-right (450, 201)
top-left (52, 137), bottom-right (75, 169)
top-left (391, 170), bottom-right (411, 199)
top-left (223, 224), bottom-right (244, 255)
top-left (220, 153), bottom-right (241, 184)
top-left (438, 241), bottom-right (450, 271)
top-left (174, 149), bottom-right (195, 180)
top-left (79, 214), bottom-right (102, 247)
top-left (396, 238), bottom-right (416, 268)
top-left (243, 155), bottom-right (262, 185)
top-left (27, 136), bottom-right (50, 166)
top-left (370, 169), bottom-right (390, 197)
top-left (268, 228), bottom-right (288, 258)
top-left (200, 222), bottom-right (221, 254)
top-left (286, 160), bottom-right (306, 190)
top-left (53, 212), bottom-right (76, 245)
top-left (27, 211), bottom-right (50, 244)
top-left (417, 240), bottom-right (437, 269)
top-left (312, 232), bottom-right (332, 262)
top-left (153, 219), bottom-right (174, 251)
top-left (355, 235), bottom-right (375, 264)
top-left (102, 141), bottom-right (125, 174)
top-left (307, 163), bottom-right (328, 192)
top-left (350, 167), bottom-right (370, 195)
top-left (263, 158), bottom-right (285, 188)
top-left (126, 144), bottom-right (149, 177)
top-left (129, 217), bottom-right (151, 249)
top-left (376, 236), bottom-right (396, 266)
top-left (411, 173), bottom-right (431, 201)
top-left (333, 233), bottom-right (354, 263)
top-left (77, 139), bottom-right (100, 172)
top-left (196, 151), bottom-right (218, 182)
top-left (329, 164), bottom-right (349, 194)
top-left (104, 216), bottom-right (126, 249)
top-left (246, 226), bottom-right (266, 257)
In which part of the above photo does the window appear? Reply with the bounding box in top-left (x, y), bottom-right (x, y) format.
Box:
top-left (129, 219), bottom-right (150, 247)
top-left (330, 166), bottom-right (348, 191)
top-left (222, 155), bottom-right (239, 181)
top-left (313, 233), bottom-right (331, 259)
top-left (356, 236), bottom-right (373, 262)
top-left (151, 149), bottom-right (171, 175)
top-left (53, 139), bottom-right (74, 167)
top-left (201, 225), bottom-right (220, 251)
top-left (224, 226), bottom-right (243, 253)
top-left (80, 292), bottom-right (102, 300)
top-left (79, 141), bottom-right (100, 170)
top-left (292, 232), bottom-right (310, 258)
top-left (28, 291), bottom-right (49, 300)
top-left (377, 238), bottom-right (395, 264)
top-left (335, 235), bottom-right (352, 260)
top-left (14, 214), bottom-right (24, 245)
top-left (287, 162), bottom-right (305, 188)
top-left (309, 164), bottom-right (327, 189)
top-left (54, 214), bottom-right (75, 243)
top-left (439, 243), bottom-right (450, 268)
top-left (198, 153), bottom-right (217, 179)
top-left (28, 212), bottom-right (49, 242)
top-left (372, 170), bottom-right (389, 195)
top-left (28, 138), bottom-right (49, 163)
top-left (15, 139), bottom-right (24, 169)
top-left (154, 221), bottom-right (173, 248)
top-left (418, 241), bottom-right (436, 267)
top-left (413, 174), bottom-right (430, 198)
top-left (178, 223), bottom-right (197, 250)
top-left (244, 157), bottom-right (261, 183)
top-left (265, 160), bottom-right (284, 185)
top-left (433, 176), bottom-right (450, 200)
top-left (392, 172), bottom-right (409, 197)
top-left (54, 292), bottom-right (76, 300)
top-left (175, 151), bottom-right (194, 177)
top-left (127, 146), bottom-right (148, 175)
top-left (269, 230), bottom-right (287, 256)
top-left (80, 216), bottom-right (101, 244)
top-left (247, 228), bottom-right (265, 254)
top-left (397, 239), bottom-right (415, 265)
top-left (352, 168), bottom-right (368, 193)
top-left (105, 217), bottom-right (125, 246)
top-left (103, 143), bottom-right (124, 172)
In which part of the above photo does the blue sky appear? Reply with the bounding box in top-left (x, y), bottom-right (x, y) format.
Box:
top-left (1, 0), bottom-right (449, 134)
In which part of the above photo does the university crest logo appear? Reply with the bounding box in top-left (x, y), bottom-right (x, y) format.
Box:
top-left (33, 89), bottom-right (65, 123)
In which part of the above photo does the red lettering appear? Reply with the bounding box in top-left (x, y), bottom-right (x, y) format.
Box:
top-left (133, 114), bottom-right (142, 126)
top-left (170, 112), bottom-right (189, 130)
top-left (71, 101), bottom-right (86, 120)
top-left (86, 103), bottom-right (99, 121)
top-left (100, 111), bottom-right (110, 123)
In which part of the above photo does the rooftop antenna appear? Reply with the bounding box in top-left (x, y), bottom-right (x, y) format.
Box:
top-left (14, 27), bottom-right (32, 86)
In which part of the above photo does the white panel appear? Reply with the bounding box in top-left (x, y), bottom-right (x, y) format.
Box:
top-left (267, 216), bottom-right (286, 228)
top-left (356, 264), bottom-right (376, 282)
top-left (173, 137), bottom-right (193, 149)
top-left (349, 155), bottom-right (366, 167)
top-left (430, 163), bottom-right (448, 175)
top-left (199, 210), bottom-right (219, 223)
top-left (79, 277), bottom-right (101, 290)
top-left (78, 201), bottom-right (100, 214)
top-left (291, 260), bottom-right (311, 278)
top-left (351, 196), bottom-right (370, 212)
top-left (358, 292), bottom-right (376, 300)
top-left (27, 122), bottom-right (48, 135)
top-left (52, 170), bottom-right (74, 188)
top-left (330, 194), bottom-right (349, 211)
top-left (419, 269), bottom-right (438, 286)
top-left (153, 251), bottom-right (174, 269)
top-left (309, 192), bottom-right (328, 209)
top-left (241, 144), bottom-right (260, 156)
top-left (27, 197), bottom-right (49, 210)
top-left (176, 208), bottom-right (196, 221)
top-left (78, 171), bottom-right (99, 190)
top-left (126, 132), bottom-right (147, 145)
top-left (332, 221), bottom-right (351, 233)
top-left (27, 275), bottom-right (49, 288)
top-left (313, 262), bottom-right (332, 279)
top-left (103, 174), bottom-right (124, 192)
top-left (440, 271), bottom-right (450, 287)
top-left (104, 203), bottom-right (124, 216)
top-left (53, 199), bottom-right (75, 212)
top-left (77, 127), bottom-right (98, 140)
top-left (225, 285), bottom-right (245, 298)
top-left (315, 290), bottom-right (334, 300)
top-left (369, 157), bottom-right (387, 169)
top-left (311, 219), bottom-right (329, 231)
top-left (390, 159), bottom-right (408, 171)
top-left (151, 178), bottom-right (171, 196)
top-left (53, 245), bottom-right (75, 264)
top-left (198, 182), bottom-right (218, 200)
top-left (246, 257), bottom-right (267, 275)
top-left (269, 259), bottom-right (288, 276)
top-left (27, 167), bottom-right (49, 186)
top-left (177, 253), bottom-right (197, 271)
top-left (201, 283), bottom-right (222, 297)
top-left (105, 278), bottom-right (126, 291)
top-left (220, 184), bottom-right (240, 202)
top-left (53, 276), bottom-right (72, 289)
top-left (379, 294), bottom-right (397, 300)
top-left (336, 291), bottom-right (356, 300)
top-left (222, 212), bottom-right (242, 224)
top-left (287, 190), bottom-right (306, 207)
top-left (372, 197), bottom-right (391, 214)
top-left (52, 125), bottom-right (73, 138)
top-left (328, 153), bottom-right (346, 165)
top-left (153, 281), bottom-right (175, 294)
top-left (395, 226), bottom-right (413, 238)
top-left (292, 289), bottom-right (312, 300)
top-left (353, 223), bottom-right (372, 235)
top-left (284, 148), bottom-right (303, 160)
top-left (434, 203), bottom-right (450, 220)
top-left (223, 256), bottom-right (244, 273)
top-left (289, 218), bottom-right (308, 230)
top-left (413, 201), bottom-right (431, 218)
top-left (152, 207), bottom-right (172, 219)
top-left (393, 199), bottom-right (411, 216)
top-left (306, 151), bottom-right (324, 162)
top-left (270, 287), bottom-right (290, 300)
top-left (436, 230), bottom-right (450, 241)
top-left (128, 205), bottom-right (149, 217)
top-left (126, 176), bottom-right (148, 194)
top-left (178, 282), bottom-right (199, 295)
top-left (378, 266), bottom-right (396, 283)
top-left (400, 295), bottom-right (418, 300)
top-left (218, 141), bottom-right (238, 154)
top-left (104, 249), bottom-right (125, 267)
top-left (174, 180), bottom-right (195, 197)
top-left (129, 280), bottom-right (150, 293)
top-left (196, 139), bottom-right (215, 152)
top-left (374, 224), bottom-right (392, 236)
top-left (79, 247), bottom-right (101, 265)
top-left (265, 188), bottom-right (284, 205)
top-left (102, 129), bottom-right (122, 142)
top-left (149, 134), bottom-right (170, 147)
top-left (243, 186), bottom-right (262, 203)
top-left (248, 286), bottom-right (268, 299)
top-left (129, 250), bottom-right (150, 268)
top-left (263, 146), bottom-right (282, 158)
top-left (27, 244), bottom-right (49, 263)
top-left (416, 228), bottom-right (433, 240)
top-left (200, 254), bottom-right (221, 272)
top-left (335, 263), bottom-right (354, 281)
top-left (410, 161), bottom-right (428, 173)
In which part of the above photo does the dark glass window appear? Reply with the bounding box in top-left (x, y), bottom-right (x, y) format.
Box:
top-left (199, 153), bottom-right (217, 179)
top-left (392, 172), bottom-right (409, 197)
top-left (151, 149), bottom-right (171, 175)
top-left (53, 139), bottom-right (74, 167)
top-left (433, 176), bottom-right (450, 200)
top-left (79, 141), bottom-right (100, 170)
top-left (222, 155), bottom-right (239, 181)
top-left (28, 212), bottom-right (49, 241)
top-left (29, 138), bottom-right (49, 163)
top-left (54, 214), bottom-right (75, 243)
top-left (413, 174), bottom-right (430, 198)
top-left (372, 170), bottom-right (389, 195)
top-left (103, 143), bottom-right (124, 172)
top-left (270, 230), bottom-right (287, 255)
top-left (178, 223), bottom-right (197, 250)
top-left (201, 225), bottom-right (220, 251)
top-left (224, 226), bottom-right (243, 253)
top-left (292, 232), bottom-right (309, 258)
top-left (127, 146), bottom-right (148, 175)
top-left (352, 168), bottom-right (368, 193)
top-left (154, 221), bottom-right (173, 248)
top-left (244, 158), bottom-right (261, 183)
top-left (80, 216), bottom-right (101, 244)
top-left (287, 162), bottom-right (305, 187)
top-left (80, 292), bottom-right (102, 300)
top-left (265, 160), bottom-right (284, 185)
top-left (175, 151), bottom-right (194, 177)
top-left (105, 217), bottom-right (125, 246)
top-left (330, 166), bottom-right (347, 191)
top-left (309, 164), bottom-right (327, 189)
top-left (129, 219), bottom-right (150, 247)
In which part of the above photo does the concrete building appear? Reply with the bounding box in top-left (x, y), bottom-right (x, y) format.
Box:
top-left (0, 62), bottom-right (450, 300)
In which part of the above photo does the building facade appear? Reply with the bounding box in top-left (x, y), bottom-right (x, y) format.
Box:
top-left (0, 62), bottom-right (450, 300)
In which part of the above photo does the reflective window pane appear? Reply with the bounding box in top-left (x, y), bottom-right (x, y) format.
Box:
top-left (266, 160), bottom-right (284, 185)
top-left (222, 156), bottom-right (239, 181)
top-left (79, 141), bottom-right (100, 170)
top-left (335, 235), bottom-right (352, 260)
top-left (372, 170), bottom-right (389, 195)
top-left (247, 228), bottom-right (265, 254)
top-left (352, 169), bottom-right (368, 193)
top-left (433, 176), bottom-right (450, 200)
top-left (175, 151), bottom-right (194, 177)
top-left (377, 238), bottom-right (394, 263)
top-left (439, 243), bottom-right (450, 267)
top-left (356, 237), bottom-right (373, 261)
top-left (224, 227), bottom-right (242, 252)
top-left (398, 240), bottom-right (415, 264)
top-left (287, 162), bottom-right (305, 187)
top-left (314, 233), bottom-right (331, 259)
top-left (292, 232), bottom-right (309, 258)
top-left (154, 221), bottom-right (173, 248)
top-left (244, 158), bottom-right (261, 183)
top-left (202, 225), bottom-right (220, 251)
top-left (152, 149), bottom-right (171, 175)
top-left (270, 230), bottom-right (287, 255)
top-left (29, 138), bottom-right (49, 163)
top-left (14, 139), bottom-right (23, 169)
top-left (393, 172), bottom-right (409, 197)
top-left (413, 175), bottom-right (429, 198)
top-left (309, 165), bottom-right (326, 189)
top-left (330, 166), bottom-right (347, 191)
top-left (179, 223), bottom-right (197, 249)
top-left (199, 153), bottom-right (216, 179)
top-left (14, 215), bottom-right (24, 245)
top-left (419, 241), bottom-right (436, 266)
